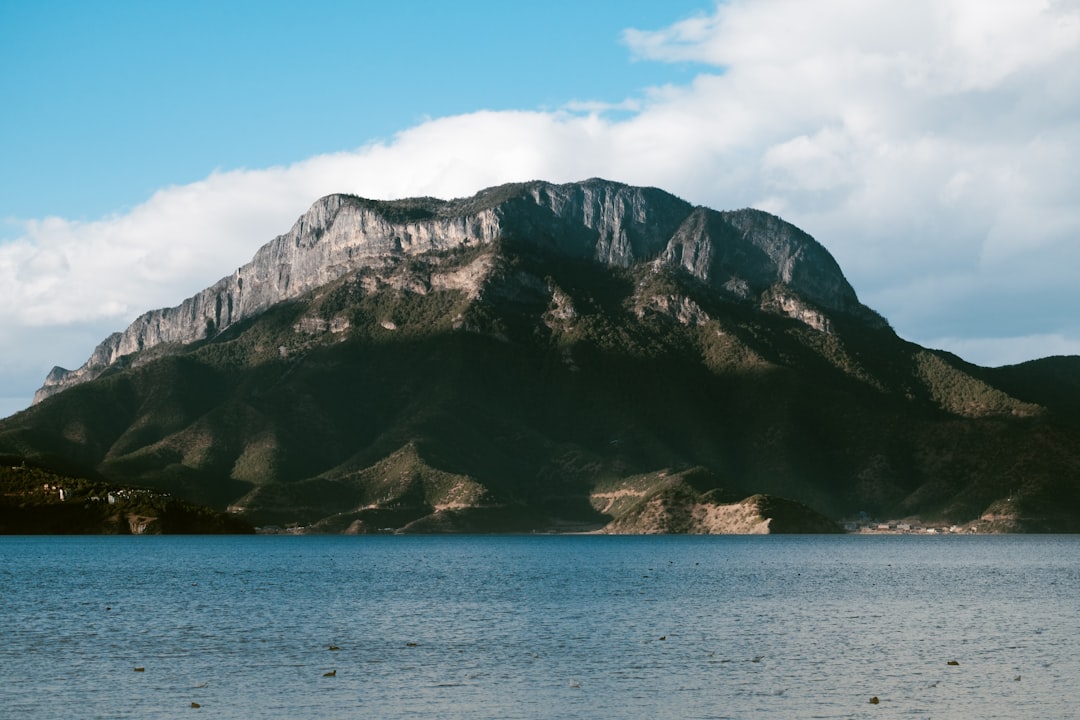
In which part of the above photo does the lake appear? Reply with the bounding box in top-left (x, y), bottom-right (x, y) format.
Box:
top-left (2, 535), bottom-right (1078, 719)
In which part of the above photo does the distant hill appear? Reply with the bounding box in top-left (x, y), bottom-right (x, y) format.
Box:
top-left (0, 460), bottom-right (253, 534)
top-left (2, 179), bottom-right (1077, 533)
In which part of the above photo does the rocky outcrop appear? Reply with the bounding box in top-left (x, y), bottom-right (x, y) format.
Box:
top-left (35, 179), bottom-right (879, 403)
top-left (33, 194), bottom-right (503, 402)
top-left (600, 489), bottom-right (842, 534)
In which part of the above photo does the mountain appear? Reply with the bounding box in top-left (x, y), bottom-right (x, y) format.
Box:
top-left (32, 179), bottom-right (880, 402)
top-left (2, 179), bottom-right (1078, 533)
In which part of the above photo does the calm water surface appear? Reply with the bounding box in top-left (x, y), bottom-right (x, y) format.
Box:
top-left (1, 535), bottom-right (1078, 719)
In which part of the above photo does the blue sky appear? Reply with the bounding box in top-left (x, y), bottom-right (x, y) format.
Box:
top-left (1, 0), bottom-right (706, 224)
top-left (2, 0), bottom-right (1080, 419)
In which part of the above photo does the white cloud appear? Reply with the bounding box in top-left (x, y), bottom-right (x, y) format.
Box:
top-left (2, 0), bottom-right (1079, 416)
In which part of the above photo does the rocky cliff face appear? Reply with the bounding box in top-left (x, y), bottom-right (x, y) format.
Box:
top-left (35, 179), bottom-right (879, 403)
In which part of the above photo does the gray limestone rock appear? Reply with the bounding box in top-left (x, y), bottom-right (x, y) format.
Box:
top-left (34, 179), bottom-right (878, 403)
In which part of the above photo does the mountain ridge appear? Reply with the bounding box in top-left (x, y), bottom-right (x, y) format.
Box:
top-left (5, 178), bottom-right (1079, 533)
top-left (34, 179), bottom-right (881, 403)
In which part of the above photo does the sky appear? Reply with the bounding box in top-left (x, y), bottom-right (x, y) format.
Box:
top-left (2, 0), bottom-right (1079, 419)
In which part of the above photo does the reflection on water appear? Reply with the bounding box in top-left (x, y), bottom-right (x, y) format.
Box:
top-left (2, 535), bottom-right (1078, 719)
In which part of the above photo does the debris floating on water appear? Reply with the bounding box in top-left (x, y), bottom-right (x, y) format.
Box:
top-left (947, 660), bottom-right (960, 666)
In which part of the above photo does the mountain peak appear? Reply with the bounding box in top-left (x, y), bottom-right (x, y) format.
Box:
top-left (33, 179), bottom-right (876, 403)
